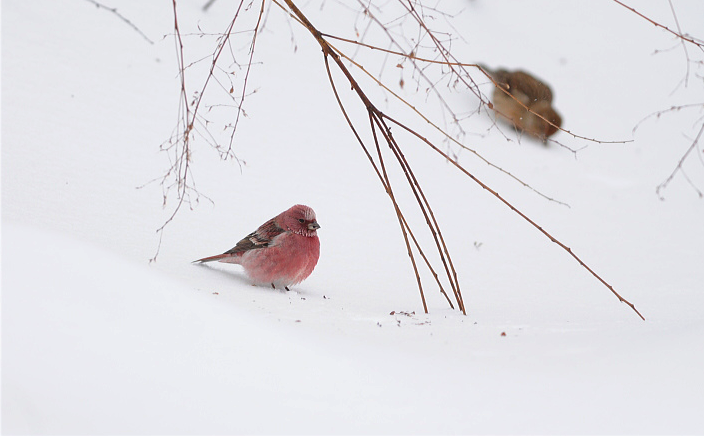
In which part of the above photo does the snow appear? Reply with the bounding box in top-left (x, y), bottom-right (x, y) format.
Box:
top-left (3, 0), bottom-right (704, 434)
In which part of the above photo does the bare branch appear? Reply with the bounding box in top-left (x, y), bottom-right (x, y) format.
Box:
top-left (84, 0), bottom-right (154, 44)
top-left (612, 0), bottom-right (704, 50)
top-left (226, 0), bottom-right (266, 157)
top-left (283, 0), bottom-right (464, 312)
top-left (632, 103), bottom-right (704, 134)
top-left (656, 122), bottom-right (704, 199)
top-left (153, 0), bottom-right (267, 261)
top-left (322, 54), bottom-right (432, 312)
top-left (667, 0), bottom-right (691, 87)
top-left (383, 113), bottom-right (645, 320)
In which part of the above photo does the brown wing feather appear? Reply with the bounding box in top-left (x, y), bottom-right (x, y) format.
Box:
top-left (223, 217), bottom-right (284, 256)
top-left (193, 216), bottom-right (286, 263)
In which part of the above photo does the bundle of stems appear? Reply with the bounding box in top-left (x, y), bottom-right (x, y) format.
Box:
top-left (162, 0), bottom-right (675, 320)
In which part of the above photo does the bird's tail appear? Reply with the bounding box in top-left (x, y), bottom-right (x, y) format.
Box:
top-left (193, 253), bottom-right (237, 264)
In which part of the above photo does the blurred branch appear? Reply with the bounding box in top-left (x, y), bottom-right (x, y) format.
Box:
top-left (203, 0), bottom-right (218, 11)
top-left (656, 122), bottom-right (704, 199)
top-left (323, 30), bottom-right (632, 147)
top-left (633, 103), bottom-right (704, 133)
top-left (618, 0), bottom-right (704, 199)
top-left (612, 0), bottom-right (704, 50)
top-left (667, 0), bottom-right (691, 87)
top-left (84, 0), bottom-right (154, 44)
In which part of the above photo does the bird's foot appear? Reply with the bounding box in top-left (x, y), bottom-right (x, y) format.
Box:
top-left (271, 283), bottom-right (291, 292)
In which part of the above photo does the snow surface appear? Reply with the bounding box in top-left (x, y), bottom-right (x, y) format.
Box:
top-left (3, 0), bottom-right (704, 434)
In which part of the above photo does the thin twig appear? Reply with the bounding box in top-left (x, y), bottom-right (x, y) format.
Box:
top-left (667, 0), bottom-right (691, 87)
top-left (85, 0), bottom-right (154, 44)
top-left (321, 55), bottom-right (431, 311)
top-left (383, 113), bottom-right (645, 320)
top-left (656, 122), bottom-right (704, 199)
top-left (632, 103), bottom-right (704, 135)
top-left (153, 0), bottom-right (254, 261)
top-left (368, 111), bottom-right (430, 313)
top-left (370, 114), bottom-right (465, 313)
top-left (151, 0), bottom-right (194, 263)
top-left (612, 0), bottom-right (704, 50)
top-left (226, 0), bottom-right (266, 157)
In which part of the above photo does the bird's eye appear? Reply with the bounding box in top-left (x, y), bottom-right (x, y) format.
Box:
top-left (298, 218), bottom-right (305, 223)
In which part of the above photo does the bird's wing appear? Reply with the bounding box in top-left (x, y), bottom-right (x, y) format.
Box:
top-left (223, 217), bottom-right (285, 256)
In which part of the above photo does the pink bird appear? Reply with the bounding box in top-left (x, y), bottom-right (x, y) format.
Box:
top-left (194, 204), bottom-right (321, 290)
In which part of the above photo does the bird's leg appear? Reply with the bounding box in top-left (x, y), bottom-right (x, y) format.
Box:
top-left (285, 286), bottom-right (290, 292)
top-left (271, 283), bottom-right (276, 289)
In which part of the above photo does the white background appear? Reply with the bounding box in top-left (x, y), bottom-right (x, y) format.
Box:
top-left (3, 0), bottom-right (704, 433)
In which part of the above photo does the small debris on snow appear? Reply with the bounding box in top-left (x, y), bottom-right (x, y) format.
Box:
top-left (389, 310), bottom-right (415, 317)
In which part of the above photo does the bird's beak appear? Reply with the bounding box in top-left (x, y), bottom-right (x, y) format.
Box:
top-left (308, 221), bottom-right (320, 230)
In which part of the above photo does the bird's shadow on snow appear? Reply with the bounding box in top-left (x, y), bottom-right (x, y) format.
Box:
top-left (191, 262), bottom-right (314, 297)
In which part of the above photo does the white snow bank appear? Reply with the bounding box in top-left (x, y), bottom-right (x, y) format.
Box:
top-left (4, 224), bottom-right (704, 434)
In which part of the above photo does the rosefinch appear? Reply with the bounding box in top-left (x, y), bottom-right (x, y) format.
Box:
top-left (482, 66), bottom-right (562, 141)
top-left (194, 204), bottom-right (321, 290)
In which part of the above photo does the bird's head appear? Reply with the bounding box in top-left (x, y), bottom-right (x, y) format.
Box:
top-left (283, 204), bottom-right (320, 237)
